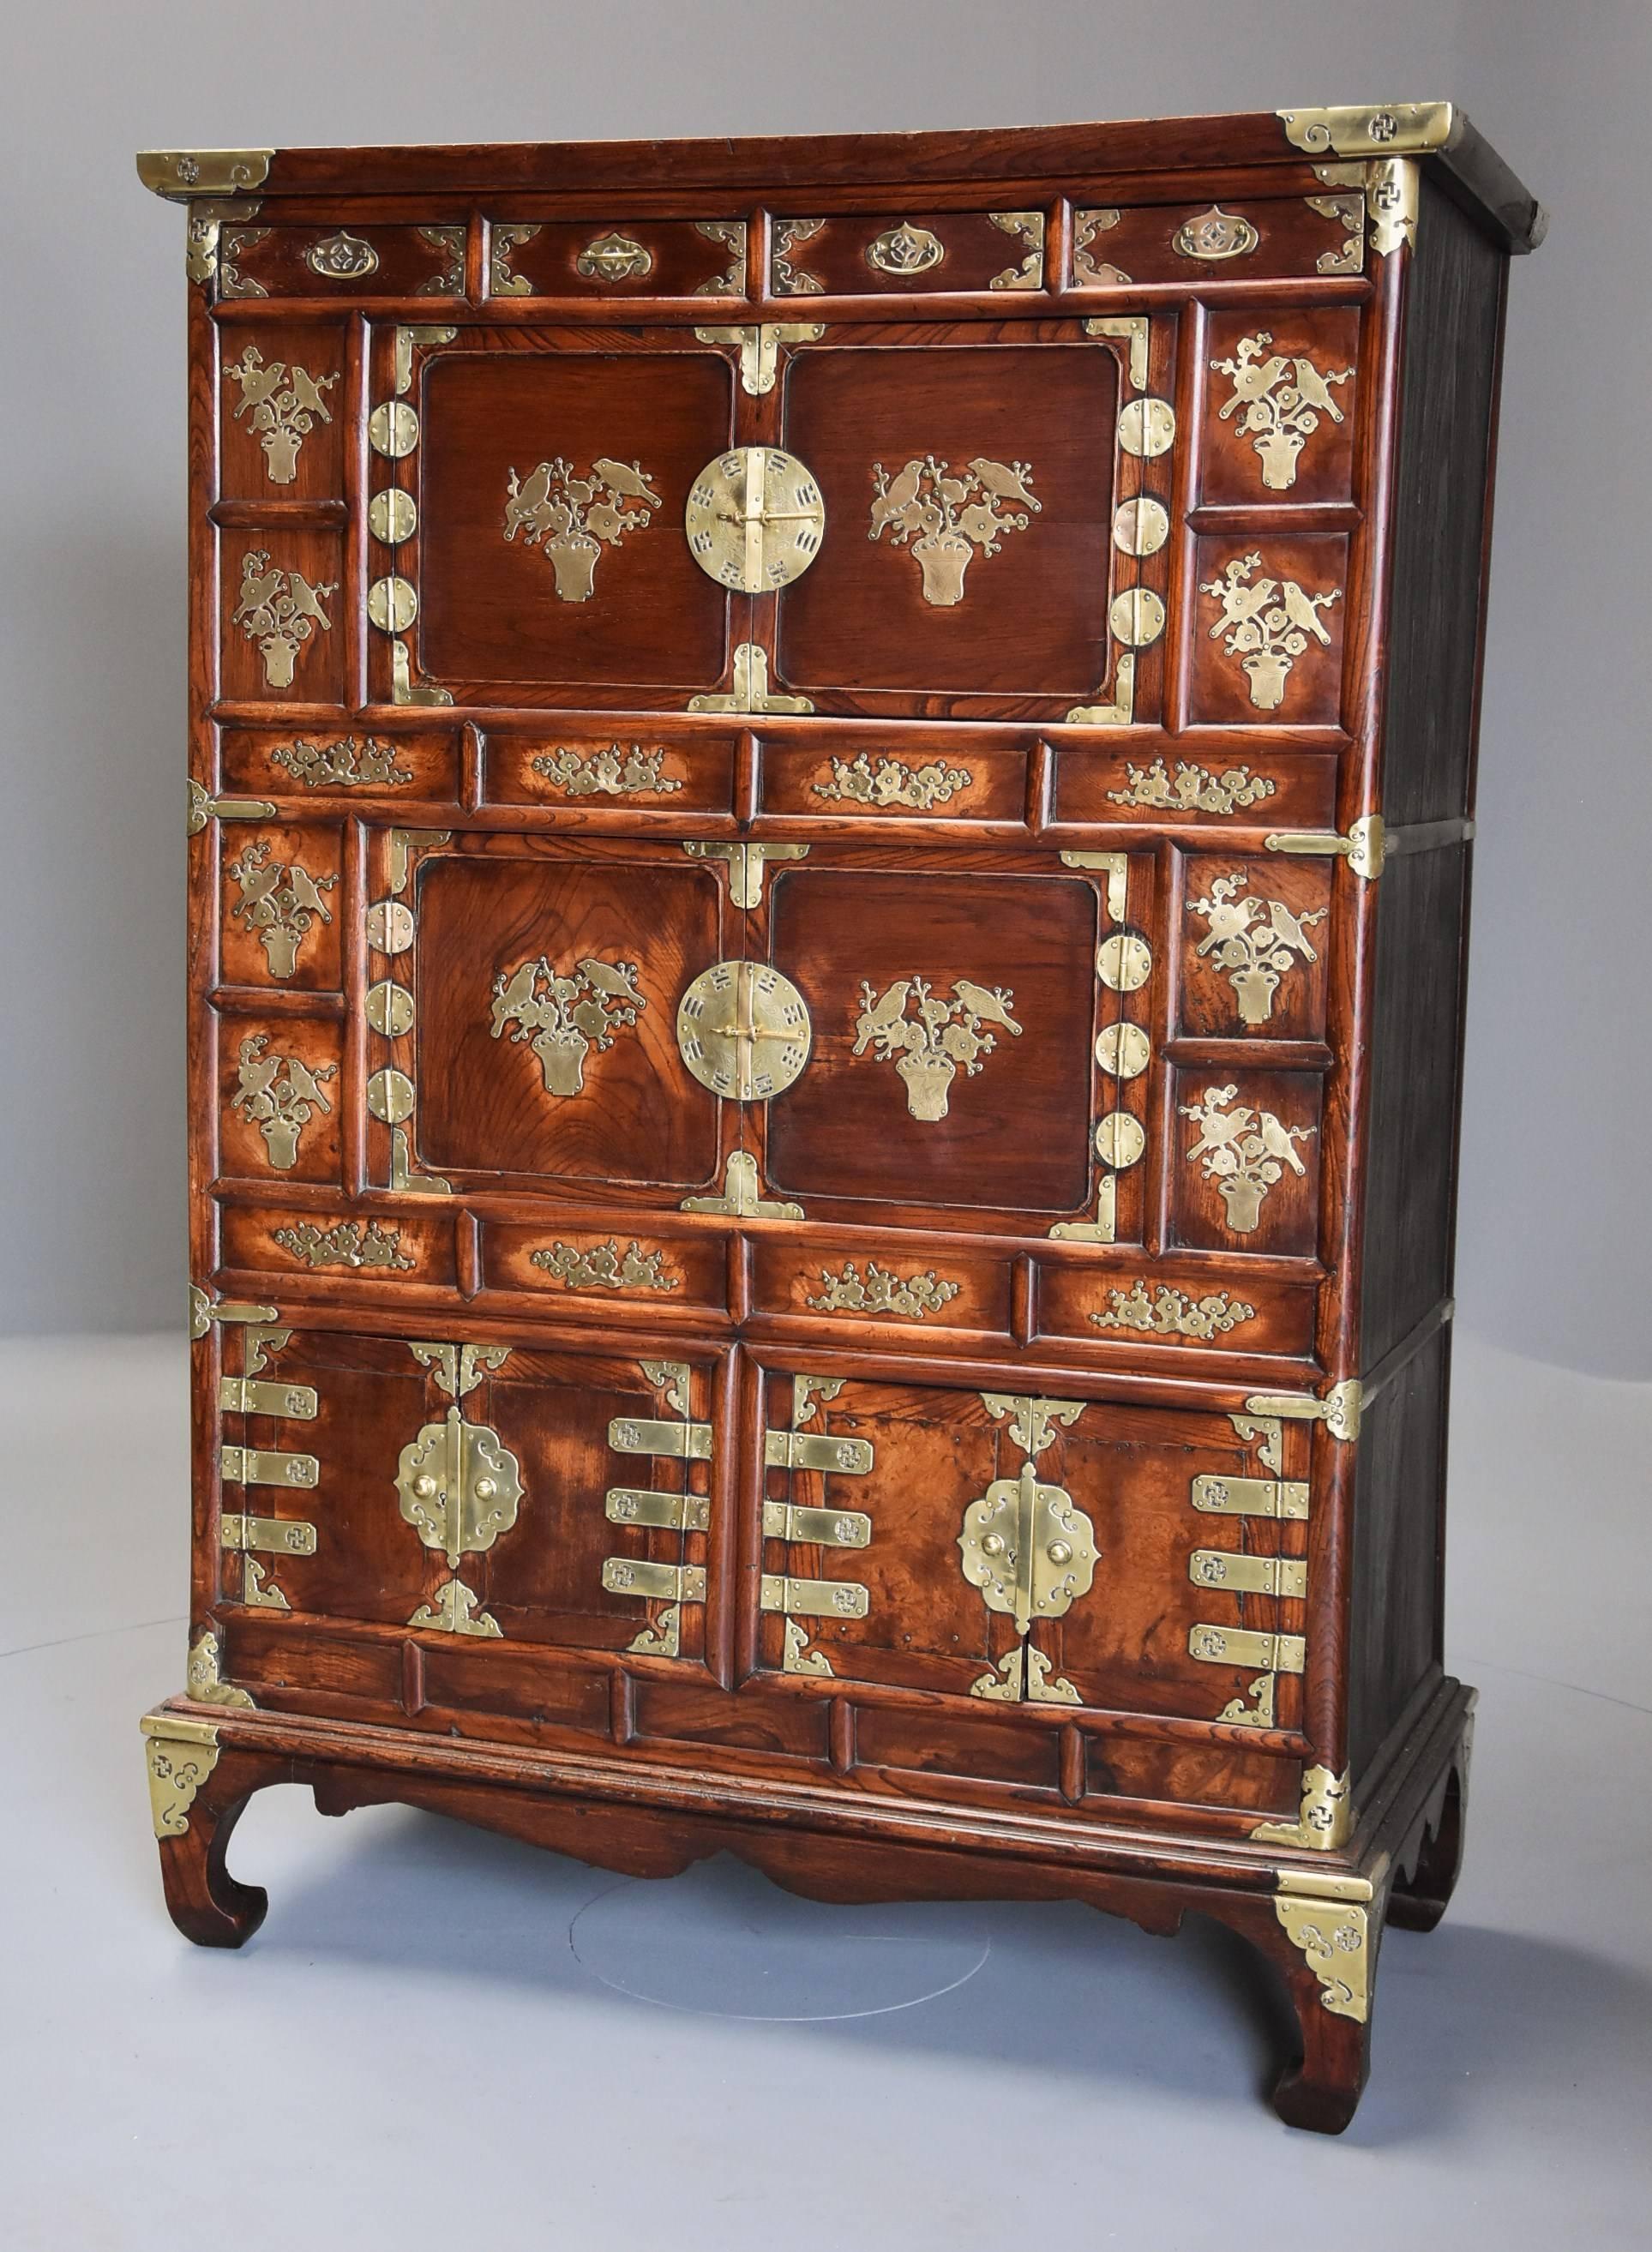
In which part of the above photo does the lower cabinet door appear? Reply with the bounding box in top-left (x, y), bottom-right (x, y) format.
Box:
top-left (755, 1363), bottom-right (1311, 1733)
top-left (213, 1322), bottom-right (718, 1664)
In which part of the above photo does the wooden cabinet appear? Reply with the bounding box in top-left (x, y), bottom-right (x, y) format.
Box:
top-left (141, 104), bottom-right (1544, 2130)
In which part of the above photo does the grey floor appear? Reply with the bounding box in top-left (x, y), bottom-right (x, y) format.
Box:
top-left (4, 1330), bottom-right (1649, 2249)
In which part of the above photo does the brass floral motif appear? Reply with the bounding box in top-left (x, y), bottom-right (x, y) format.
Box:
top-left (305, 229), bottom-right (378, 279)
top-left (233, 549), bottom-right (336, 689)
top-left (502, 455), bottom-right (661, 600)
top-left (1189, 871), bottom-right (1326, 1024)
top-left (852, 976), bottom-right (1021, 1120)
top-left (417, 224), bottom-right (466, 295)
top-left (771, 217), bottom-right (826, 293)
top-left (1210, 333), bottom-right (1354, 490)
top-left (693, 219), bottom-right (747, 295)
top-left (230, 1034), bottom-right (335, 1170)
top-left (1181, 1082), bottom-right (1316, 1234)
top-left (1108, 758), bottom-right (1276, 815)
top-left (272, 1219), bottom-right (414, 1270)
top-left (1174, 206), bottom-right (1259, 261)
top-left (226, 838), bottom-right (337, 979)
top-left (490, 954), bottom-right (646, 1097)
top-left (868, 454), bottom-right (1040, 607)
top-left (988, 209), bottom-right (1044, 289)
top-left (223, 345), bottom-right (338, 484)
top-left (489, 222), bottom-right (539, 295)
top-left (1072, 208), bottom-right (1128, 285)
top-left (866, 219), bottom-right (945, 275)
top-left (577, 230), bottom-right (652, 281)
top-left (811, 754), bottom-right (973, 809)
top-left (1202, 553), bottom-right (1341, 710)
top-left (1090, 1281), bottom-right (1257, 1338)
top-left (530, 744), bottom-right (682, 796)
top-left (806, 1260), bottom-right (962, 1318)
top-left (529, 1240), bottom-right (680, 1292)
top-left (270, 736), bottom-right (412, 789)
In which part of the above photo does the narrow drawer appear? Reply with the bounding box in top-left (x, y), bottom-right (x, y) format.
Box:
top-left (1035, 1258), bottom-right (1319, 1362)
top-left (768, 209), bottom-right (1047, 295)
top-left (482, 729), bottom-right (739, 819)
top-left (485, 219), bottom-right (748, 298)
top-left (759, 738), bottom-right (1027, 824)
top-left (215, 222), bottom-right (466, 300)
top-left (1070, 194), bottom-right (1365, 286)
top-left (750, 1236), bottom-right (1013, 1339)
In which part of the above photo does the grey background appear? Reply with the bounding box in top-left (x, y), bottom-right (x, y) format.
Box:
top-left (2, 0), bottom-right (1647, 1375)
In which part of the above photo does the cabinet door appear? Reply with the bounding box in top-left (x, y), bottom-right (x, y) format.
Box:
top-left (214, 1324), bottom-right (719, 1666)
top-left (754, 1364), bottom-right (1312, 1734)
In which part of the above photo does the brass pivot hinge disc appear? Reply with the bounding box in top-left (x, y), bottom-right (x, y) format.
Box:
top-left (685, 447), bottom-right (826, 592)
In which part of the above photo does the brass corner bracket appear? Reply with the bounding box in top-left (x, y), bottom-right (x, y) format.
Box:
top-left (1273, 1865), bottom-right (1380, 2021)
top-left (189, 1284), bottom-right (279, 1341)
top-left (1265, 814), bottom-right (1385, 880)
top-left (1252, 1762), bottom-right (1355, 1851)
top-left (1243, 1378), bottom-right (1362, 1444)
top-left (137, 149), bottom-right (273, 200)
top-left (141, 1710), bottom-right (222, 1837)
top-left (1276, 104), bottom-right (1456, 159)
top-left (185, 1630), bottom-right (255, 1709)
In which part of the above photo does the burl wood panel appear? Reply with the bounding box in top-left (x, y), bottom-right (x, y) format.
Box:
top-left (218, 529), bottom-right (346, 706)
top-left (219, 725), bottom-right (460, 805)
top-left (759, 737), bottom-right (1027, 825)
top-left (1187, 531), bottom-right (1349, 729)
top-left (219, 1200), bottom-right (458, 1288)
top-left (413, 851), bottom-right (722, 1190)
top-left (217, 321), bottom-right (349, 504)
top-left (417, 345), bottom-right (735, 691)
top-left (1052, 744), bottom-right (1338, 832)
top-left (1034, 1257), bottom-right (1319, 1363)
top-left (215, 222), bottom-right (466, 300)
top-left (483, 729), bottom-right (739, 817)
top-left (1168, 1064), bottom-right (1325, 1258)
top-left (778, 340), bottom-right (1118, 697)
top-left (484, 1221), bottom-right (728, 1314)
top-left (765, 867), bottom-right (1097, 1217)
top-left (216, 1012), bottom-right (344, 1186)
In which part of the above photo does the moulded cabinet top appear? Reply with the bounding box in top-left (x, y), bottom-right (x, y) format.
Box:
top-left (136, 102), bottom-right (1545, 255)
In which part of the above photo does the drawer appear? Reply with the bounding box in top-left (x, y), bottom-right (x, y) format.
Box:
top-left (752, 1362), bottom-right (1313, 1733)
top-left (215, 221), bottom-right (466, 301)
top-left (768, 209), bottom-right (1047, 295)
top-left (1071, 193), bottom-right (1365, 286)
top-left (749, 1235), bottom-right (1013, 1341)
top-left (219, 725), bottom-right (461, 807)
top-left (758, 736), bottom-right (1027, 825)
top-left (484, 218), bottom-right (748, 298)
top-left (1034, 1257), bottom-right (1319, 1363)
top-left (483, 1222), bottom-right (730, 1315)
top-left (210, 1323), bottom-right (722, 1664)
top-left (219, 1201), bottom-right (459, 1290)
top-left (481, 726), bottom-right (739, 819)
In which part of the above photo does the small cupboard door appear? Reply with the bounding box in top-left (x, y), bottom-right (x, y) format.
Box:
top-left (214, 1324), bottom-right (719, 1666)
top-left (754, 1363), bottom-right (1312, 1733)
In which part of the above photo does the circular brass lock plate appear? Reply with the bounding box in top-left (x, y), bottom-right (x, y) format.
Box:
top-left (676, 960), bottom-right (812, 1101)
top-left (685, 447), bottom-right (826, 593)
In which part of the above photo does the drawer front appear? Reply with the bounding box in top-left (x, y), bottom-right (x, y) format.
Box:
top-left (1071, 195), bottom-right (1364, 286)
top-left (485, 218), bottom-right (748, 299)
top-left (769, 209), bottom-right (1046, 296)
top-left (214, 221), bottom-right (466, 301)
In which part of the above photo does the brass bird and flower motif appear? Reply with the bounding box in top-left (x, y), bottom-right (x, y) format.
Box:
top-left (1210, 332), bottom-right (1353, 489)
top-left (868, 454), bottom-right (1040, 607)
top-left (1202, 552), bottom-right (1341, 708)
top-left (222, 344), bottom-right (339, 484)
top-left (490, 956), bottom-right (646, 1097)
top-left (502, 455), bottom-right (662, 600)
top-left (1187, 870), bottom-right (1327, 1025)
top-left (851, 976), bottom-right (1022, 1120)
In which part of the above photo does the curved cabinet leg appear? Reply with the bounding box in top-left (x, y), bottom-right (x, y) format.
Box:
top-left (1206, 1884), bottom-right (1379, 2134)
top-left (141, 1715), bottom-right (272, 1949)
top-left (1389, 1740), bottom-right (1469, 1934)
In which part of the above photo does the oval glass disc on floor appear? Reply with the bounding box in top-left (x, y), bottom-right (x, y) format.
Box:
top-left (568, 1859), bottom-right (993, 2021)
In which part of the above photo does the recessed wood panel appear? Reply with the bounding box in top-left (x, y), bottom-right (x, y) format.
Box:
top-left (219, 530), bottom-right (345, 705)
top-left (218, 822), bottom-right (343, 993)
top-left (483, 729), bottom-right (738, 816)
top-left (417, 345), bottom-right (735, 692)
top-left (214, 222), bottom-right (466, 299)
top-left (488, 217), bottom-right (748, 298)
top-left (219, 1201), bottom-right (457, 1287)
top-left (218, 321), bottom-right (348, 502)
top-left (1069, 196), bottom-right (1364, 288)
top-left (1176, 852), bottom-right (1333, 1042)
top-left (1188, 532), bottom-right (1349, 728)
top-left (777, 341), bottom-right (1118, 697)
top-left (1198, 308), bottom-right (1361, 507)
top-left (769, 209), bottom-right (1045, 296)
top-left (217, 1012), bottom-right (344, 1185)
top-left (219, 725), bottom-right (460, 803)
top-left (765, 867), bottom-right (1096, 1216)
top-left (1169, 1065), bottom-right (1325, 1257)
top-left (484, 1222), bottom-right (727, 1312)
top-left (759, 737), bottom-right (1026, 823)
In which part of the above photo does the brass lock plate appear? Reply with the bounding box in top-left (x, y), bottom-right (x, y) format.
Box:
top-left (676, 960), bottom-right (813, 1101)
top-left (396, 1405), bottom-right (523, 1568)
top-left (958, 1461), bottom-right (1097, 1636)
top-left (685, 447), bottom-right (826, 592)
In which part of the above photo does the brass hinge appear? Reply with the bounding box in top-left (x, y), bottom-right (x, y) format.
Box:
top-left (681, 1150), bottom-right (803, 1219)
top-left (188, 778), bottom-right (276, 834)
top-left (189, 1284), bottom-right (279, 1340)
top-left (218, 1375), bottom-right (317, 1419)
top-left (606, 1487), bottom-right (711, 1533)
top-left (764, 1428), bottom-right (874, 1474)
top-left (220, 1512), bottom-right (317, 1558)
top-left (1189, 1549), bottom-right (1307, 1597)
top-left (1192, 1470), bottom-right (1309, 1521)
top-left (609, 1415), bottom-right (714, 1461)
top-left (760, 1573), bottom-right (869, 1620)
top-left (682, 840), bottom-right (808, 910)
top-left (219, 1444), bottom-right (318, 1489)
top-left (763, 1498), bottom-right (872, 1548)
top-left (1264, 815), bottom-right (1385, 881)
top-left (601, 1558), bottom-right (707, 1603)
top-left (1189, 1624), bottom-right (1306, 1672)
top-left (687, 641), bottom-right (814, 716)
top-left (1243, 1379), bottom-right (1363, 1444)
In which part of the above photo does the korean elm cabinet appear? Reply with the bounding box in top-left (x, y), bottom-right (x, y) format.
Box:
top-left (138, 105), bottom-right (1543, 2132)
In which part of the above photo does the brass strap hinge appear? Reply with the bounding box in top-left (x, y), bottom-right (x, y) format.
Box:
top-left (188, 778), bottom-right (276, 834)
top-left (1264, 815), bottom-right (1385, 880)
top-left (1192, 1471), bottom-right (1309, 1521)
top-left (682, 840), bottom-right (808, 910)
top-left (605, 1488), bottom-right (711, 1533)
top-left (218, 1375), bottom-right (317, 1419)
top-left (601, 1558), bottom-right (707, 1603)
top-left (220, 1513), bottom-right (317, 1557)
top-left (1189, 1624), bottom-right (1306, 1673)
top-left (1189, 1549), bottom-right (1307, 1597)
top-left (609, 1415), bottom-right (713, 1462)
top-left (1243, 1379), bottom-right (1363, 1444)
top-left (189, 1285), bottom-right (279, 1340)
top-left (763, 1498), bottom-right (872, 1548)
top-left (760, 1573), bottom-right (869, 1620)
top-left (764, 1428), bottom-right (874, 1474)
top-left (687, 642), bottom-right (814, 715)
top-left (219, 1444), bottom-right (318, 1489)
top-left (693, 321), bottom-right (825, 396)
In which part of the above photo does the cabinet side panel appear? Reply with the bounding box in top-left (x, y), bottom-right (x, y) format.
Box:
top-left (1379, 178), bottom-right (1506, 827)
top-left (1347, 1322), bottom-right (1449, 1781)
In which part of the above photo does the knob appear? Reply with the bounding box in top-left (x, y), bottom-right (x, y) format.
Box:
top-left (412, 1474), bottom-right (437, 1498)
top-left (473, 1477), bottom-right (497, 1501)
top-left (982, 1533), bottom-right (1006, 1557)
top-left (1048, 1540), bottom-right (1073, 1565)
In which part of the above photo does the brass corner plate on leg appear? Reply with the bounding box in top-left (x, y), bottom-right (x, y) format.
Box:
top-left (1273, 1866), bottom-right (1380, 2021)
top-left (141, 1712), bottom-right (222, 1837)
